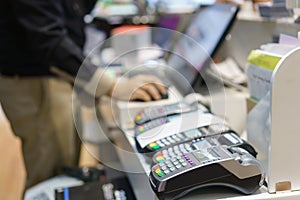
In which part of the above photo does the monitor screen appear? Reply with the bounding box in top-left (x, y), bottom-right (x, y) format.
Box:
top-left (152, 14), bottom-right (181, 49)
top-left (166, 3), bottom-right (239, 94)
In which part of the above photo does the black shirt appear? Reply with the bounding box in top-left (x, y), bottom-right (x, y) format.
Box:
top-left (0, 0), bottom-right (97, 80)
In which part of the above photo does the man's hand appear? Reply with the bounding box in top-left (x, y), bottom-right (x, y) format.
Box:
top-left (108, 75), bottom-right (167, 102)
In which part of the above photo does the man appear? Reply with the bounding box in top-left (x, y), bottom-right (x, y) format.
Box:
top-left (0, 0), bottom-right (166, 189)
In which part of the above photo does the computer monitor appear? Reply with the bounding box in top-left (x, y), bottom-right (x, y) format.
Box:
top-left (152, 14), bottom-right (181, 49)
top-left (166, 3), bottom-right (239, 94)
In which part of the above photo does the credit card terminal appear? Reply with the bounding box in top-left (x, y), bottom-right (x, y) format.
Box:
top-left (149, 145), bottom-right (264, 200)
top-left (152, 131), bottom-right (257, 164)
top-left (135, 104), bottom-right (208, 137)
top-left (135, 93), bottom-right (209, 125)
top-left (135, 117), bottom-right (168, 137)
top-left (137, 124), bottom-right (230, 153)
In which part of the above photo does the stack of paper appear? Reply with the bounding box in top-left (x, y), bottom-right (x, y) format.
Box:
top-left (245, 34), bottom-right (297, 101)
top-left (246, 50), bottom-right (281, 100)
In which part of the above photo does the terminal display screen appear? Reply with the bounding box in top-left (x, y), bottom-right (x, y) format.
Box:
top-left (193, 149), bottom-right (220, 163)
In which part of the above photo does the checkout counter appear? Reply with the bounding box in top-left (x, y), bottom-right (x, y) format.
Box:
top-left (91, 2), bottom-right (300, 200)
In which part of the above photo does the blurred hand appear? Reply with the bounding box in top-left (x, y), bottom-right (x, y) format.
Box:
top-left (108, 75), bottom-right (167, 102)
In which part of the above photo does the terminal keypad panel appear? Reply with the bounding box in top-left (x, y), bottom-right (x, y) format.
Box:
top-left (152, 131), bottom-right (244, 164)
top-left (140, 124), bottom-right (230, 152)
top-left (135, 101), bottom-right (208, 126)
top-left (135, 117), bottom-right (169, 136)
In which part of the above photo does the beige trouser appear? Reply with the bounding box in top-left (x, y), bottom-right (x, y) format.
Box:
top-left (0, 76), bottom-right (82, 189)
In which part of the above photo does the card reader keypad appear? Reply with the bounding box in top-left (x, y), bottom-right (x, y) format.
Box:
top-left (146, 125), bottom-right (230, 151)
top-left (152, 147), bottom-right (228, 180)
top-left (153, 154), bottom-right (194, 178)
top-left (135, 107), bottom-right (167, 125)
top-left (153, 132), bottom-right (243, 163)
top-left (135, 117), bottom-right (168, 135)
top-left (147, 133), bottom-right (186, 151)
top-left (154, 143), bottom-right (192, 163)
top-left (135, 102), bottom-right (206, 125)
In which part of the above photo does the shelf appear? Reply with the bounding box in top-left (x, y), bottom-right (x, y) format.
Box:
top-left (237, 0), bottom-right (296, 24)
